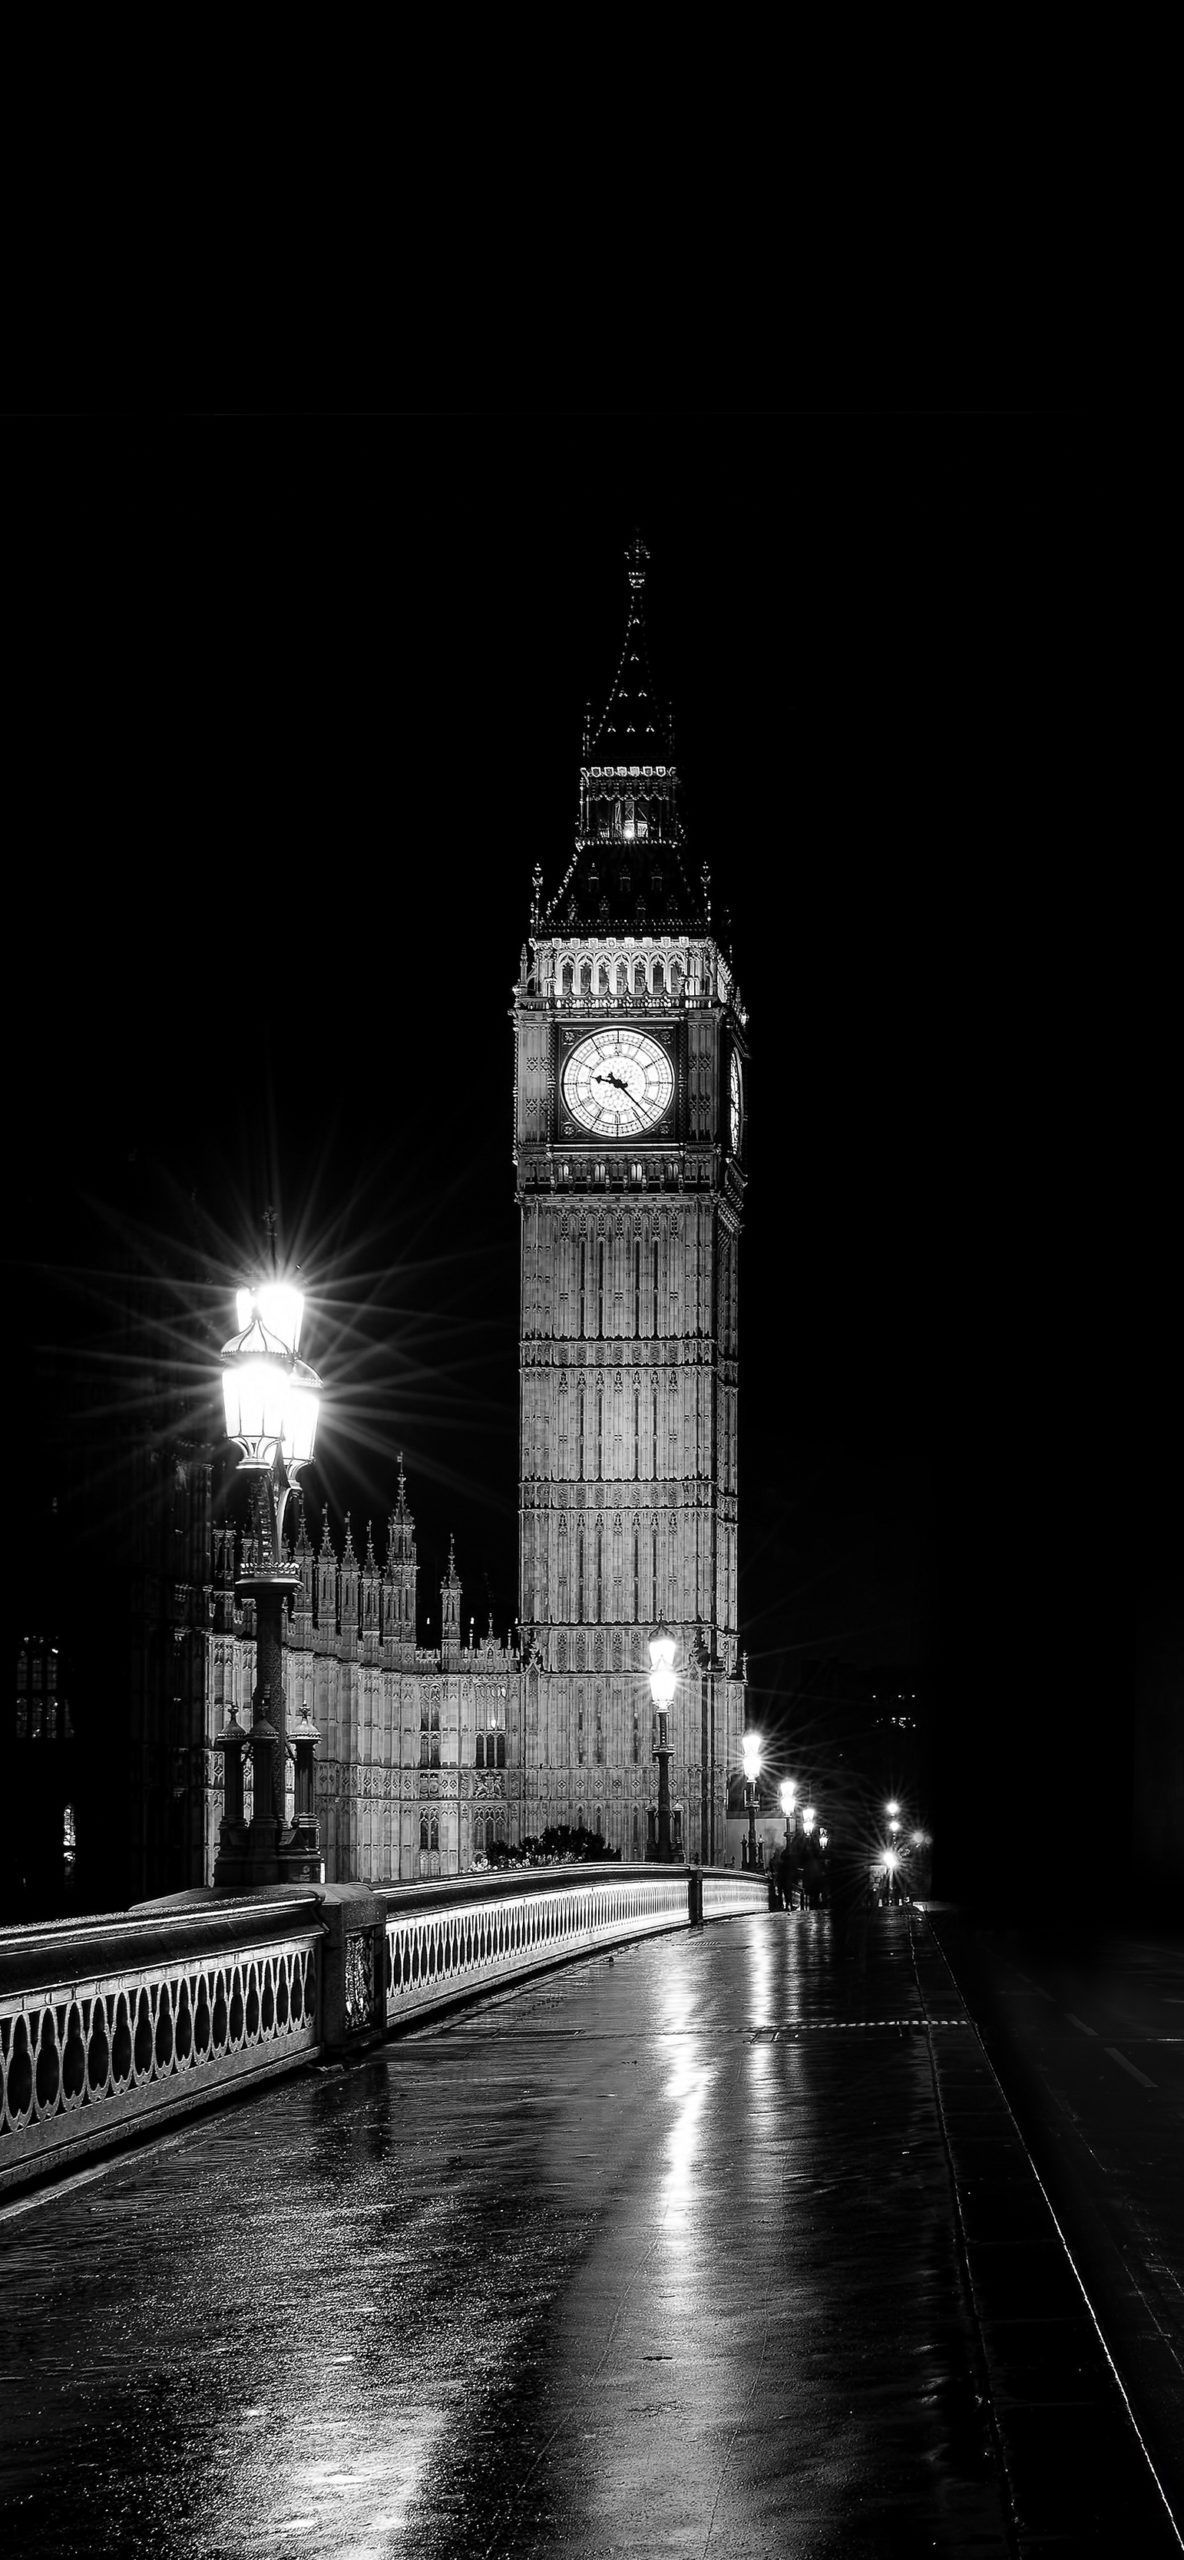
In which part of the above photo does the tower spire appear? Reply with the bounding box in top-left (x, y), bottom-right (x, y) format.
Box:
top-left (540, 539), bottom-right (705, 935)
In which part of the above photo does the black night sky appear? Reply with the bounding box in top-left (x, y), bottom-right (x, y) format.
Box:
top-left (10, 410), bottom-right (1102, 1908)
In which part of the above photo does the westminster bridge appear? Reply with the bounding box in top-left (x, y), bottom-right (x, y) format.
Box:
top-left (1, 1869), bottom-right (1181, 2558)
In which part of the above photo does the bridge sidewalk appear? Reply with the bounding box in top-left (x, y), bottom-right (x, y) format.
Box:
top-left (0, 1907), bottom-right (1178, 2558)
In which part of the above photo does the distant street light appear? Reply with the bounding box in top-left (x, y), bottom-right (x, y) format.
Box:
top-left (215, 1278), bottom-right (324, 1889)
top-left (777, 1778), bottom-right (798, 1910)
top-left (741, 1730), bottom-right (763, 1869)
top-left (648, 1622), bottom-right (678, 1864)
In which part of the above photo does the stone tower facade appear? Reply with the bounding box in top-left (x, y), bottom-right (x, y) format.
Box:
top-left (513, 538), bottom-right (748, 1862)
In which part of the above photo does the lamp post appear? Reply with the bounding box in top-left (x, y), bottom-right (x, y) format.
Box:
top-left (779, 1778), bottom-right (797, 1842)
top-left (648, 1622), bottom-right (678, 1863)
top-left (778, 1777), bottom-right (796, 1905)
top-left (741, 1730), bottom-right (762, 1869)
top-left (215, 1278), bottom-right (324, 1889)
top-left (884, 1800), bottom-right (902, 1905)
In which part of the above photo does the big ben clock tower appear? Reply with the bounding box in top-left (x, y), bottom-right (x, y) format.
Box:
top-left (513, 538), bottom-right (748, 1864)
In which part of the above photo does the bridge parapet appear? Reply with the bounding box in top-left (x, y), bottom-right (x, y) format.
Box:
top-left (0, 1865), bottom-right (766, 2196)
top-left (379, 1865), bottom-right (694, 2031)
top-left (0, 1892), bottom-right (324, 2197)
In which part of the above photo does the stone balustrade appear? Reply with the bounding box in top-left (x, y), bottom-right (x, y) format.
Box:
top-left (0, 1864), bottom-right (767, 2195)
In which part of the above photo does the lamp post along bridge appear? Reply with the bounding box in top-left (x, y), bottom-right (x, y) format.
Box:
top-left (215, 1280), bottom-right (325, 1889)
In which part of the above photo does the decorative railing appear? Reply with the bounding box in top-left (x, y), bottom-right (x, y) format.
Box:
top-left (0, 1897), bottom-right (323, 2195)
top-left (381, 1865), bottom-right (696, 2026)
top-left (702, 1870), bottom-right (767, 1920)
top-left (0, 1865), bottom-right (766, 2195)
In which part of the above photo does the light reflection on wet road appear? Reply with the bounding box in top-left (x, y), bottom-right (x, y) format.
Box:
top-left (0, 1912), bottom-right (1017, 2558)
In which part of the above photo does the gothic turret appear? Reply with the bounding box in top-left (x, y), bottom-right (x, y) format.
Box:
top-left (361, 1521), bottom-right (381, 1632)
top-left (316, 1510), bottom-right (337, 1633)
top-left (440, 1534), bottom-right (462, 1669)
top-left (384, 1457), bottom-right (418, 1660)
top-left (339, 1515), bottom-right (359, 1632)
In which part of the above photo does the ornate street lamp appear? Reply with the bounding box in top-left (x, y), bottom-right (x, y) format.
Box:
top-left (215, 1279), bottom-right (324, 1889)
top-left (741, 1729), bottom-right (762, 1869)
top-left (648, 1622), bottom-right (678, 1864)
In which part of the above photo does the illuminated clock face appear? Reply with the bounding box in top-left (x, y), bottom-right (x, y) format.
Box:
top-left (562, 1027), bottom-right (674, 1136)
top-left (730, 1051), bottom-right (743, 1152)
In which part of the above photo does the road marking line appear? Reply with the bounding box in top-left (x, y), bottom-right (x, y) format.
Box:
top-left (1105, 2044), bottom-right (1157, 2089)
top-left (1065, 2012), bottom-right (1097, 2037)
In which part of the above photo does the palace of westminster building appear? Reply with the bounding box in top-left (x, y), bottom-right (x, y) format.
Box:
top-left (12, 541), bottom-right (752, 1909)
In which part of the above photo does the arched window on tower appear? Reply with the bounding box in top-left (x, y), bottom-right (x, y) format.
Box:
top-left (615, 960), bottom-right (628, 995)
top-left (622, 796), bottom-right (635, 839)
top-left (580, 960), bottom-right (592, 995)
top-left (634, 960), bottom-right (646, 994)
top-left (561, 959), bottom-right (574, 995)
top-left (652, 958), bottom-right (664, 994)
top-left (475, 1733), bottom-right (485, 1769)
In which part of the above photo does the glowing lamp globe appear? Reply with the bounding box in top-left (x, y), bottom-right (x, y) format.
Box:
top-left (802, 1805), bottom-right (817, 1835)
top-left (779, 1779), bottom-right (797, 1818)
top-left (648, 1627), bottom-right (677, 1708)
top-left (282, 1361), bottom-right (322, 1471)
top-left (741, 1731), bottom-right (762, 1787)
top-left (221, 1311), bottom-right (294, 1467)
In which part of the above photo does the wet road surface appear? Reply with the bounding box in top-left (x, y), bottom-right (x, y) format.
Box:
top-left (1, 1908), bottom-right (1178, 2558)
top-left (929, 1911), bottom-right (1184, 2531)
